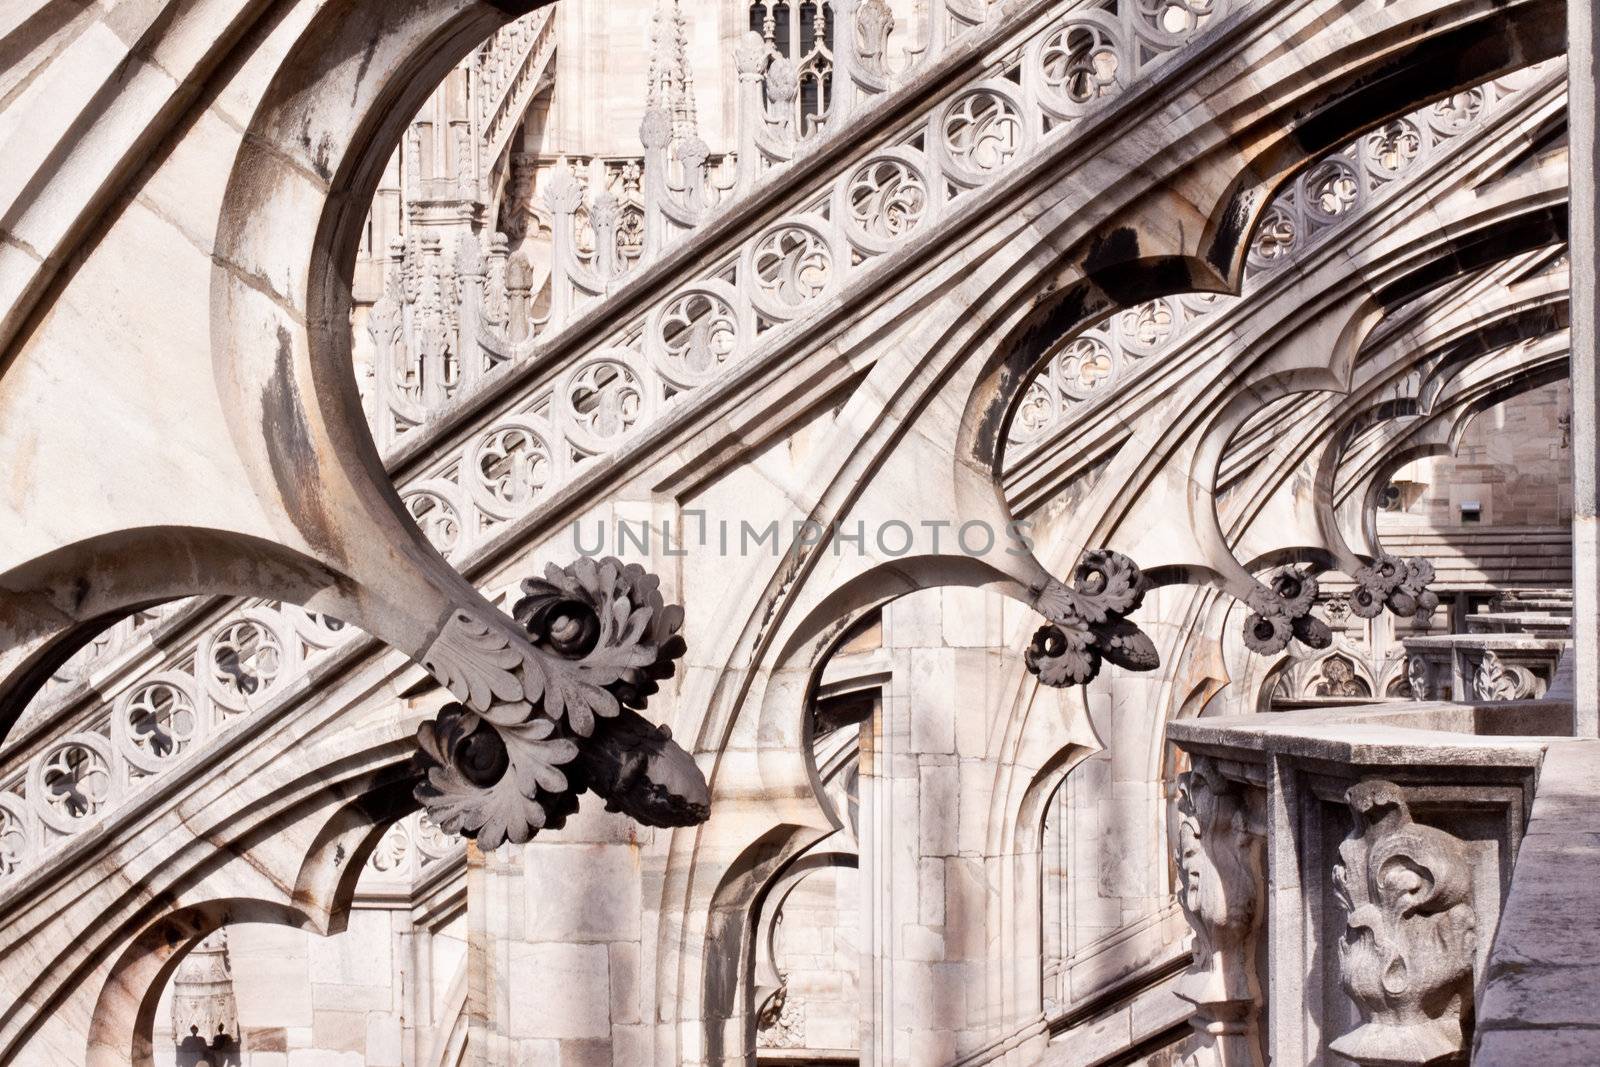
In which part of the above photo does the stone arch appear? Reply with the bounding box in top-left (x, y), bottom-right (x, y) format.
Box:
top-left (0, 528), bottom-right (351, 733)
top-left (956, 0), bottom-right (1564, 487)
top-left (0, 714), bottom-right (421, 1065)
top-left (80, 773), bottom-right (417, 1067)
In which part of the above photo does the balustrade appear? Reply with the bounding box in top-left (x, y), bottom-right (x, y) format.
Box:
top-left (1167, 699), bottom-right (1565, 1066)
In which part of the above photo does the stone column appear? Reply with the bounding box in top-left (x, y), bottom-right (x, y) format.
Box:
top-left (1572, 0), bottom-right (1600, 736)
top-left (859, 588), bottom-right (1009, 1065)
top-left (465, 809), bottom-right (650, 1064)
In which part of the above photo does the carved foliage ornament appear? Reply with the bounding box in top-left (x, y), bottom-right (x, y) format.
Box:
top-left (1331, 781), bottom-right (1476, 1067)
top-left (1241, 566), bottom-right (1331, 656)
top-left (1471, 649), bottom-right (1543, 702)
top-left (1027, 550), bottom-right (1159, 687)
top-left (1351, 555), bottom-right (1440, 622)
top-left (414, 558), bottom-right (709, 848)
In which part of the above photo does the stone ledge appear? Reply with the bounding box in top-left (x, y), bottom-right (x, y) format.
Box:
top-left (1474, 739), bottom-right (1600, 1064)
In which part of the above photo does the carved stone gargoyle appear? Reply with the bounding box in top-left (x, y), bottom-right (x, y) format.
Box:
top-left (1027, 549), bottom-right (1159, 687)
top-left (412, 557), bottom-right (710, 848)
top-left (1173, 758), bottom-right (1265, 1067)
top-left (1330, 781), bottom-right (1476, 1067)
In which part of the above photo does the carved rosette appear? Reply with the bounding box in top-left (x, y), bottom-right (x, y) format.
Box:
top-left (1241, 567), bottom-right (1331, 656)
top-left (1351, 555), bottom-right (1440, 622)
top-left (413, 558), bottom-right (709, 848)
top-left (1173, 759), bottom-right (1265, 1066)
top-left (1027, 550), bottom-right (1159, 687)
top-left (1331, 781), bottom-right (1476, 1067)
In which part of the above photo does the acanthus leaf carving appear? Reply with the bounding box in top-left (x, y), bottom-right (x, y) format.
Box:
top-left (413, 558), bottom-right (706, 849)
top-left (1028, 550), bottom-right (1158, 687)
top-left (1351, 554), bottom-right (1440, 622)
top-left (1241, 567), bottom-right (1326, 656)
top-left (418, 609), bottom-right (527, 711)
top-left (1330, 780), bottom-right (1476, 1067)
top-left (1470, 649), bottom-right (1543, 701)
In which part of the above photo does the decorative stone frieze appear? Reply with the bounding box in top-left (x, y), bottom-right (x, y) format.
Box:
top-left (1173, 758), bottom-right (1266, 1067)
top-left (413, 558), bottom-right (709, 848)
top-left (1028, 550), bottom-right (1159, 687)
top-left (1331, 781), bottom-right (1477, 1067)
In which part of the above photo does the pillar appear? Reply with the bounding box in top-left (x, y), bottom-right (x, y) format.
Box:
top-left (1572, 0), bottom-right (1599, 735)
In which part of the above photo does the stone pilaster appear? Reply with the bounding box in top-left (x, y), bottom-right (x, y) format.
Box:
top-left (1172, 758), bottom-right (1265, 1067)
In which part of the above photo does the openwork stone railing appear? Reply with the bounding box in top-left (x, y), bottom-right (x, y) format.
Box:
top-left (0, 603), bottom-right (354, 881)
top-left (0, 0), bottom-right (1244, 887)
top-left (1006, 63), bottom-right (1558, 451)
top-left (366, 0), bottom-right (1238, 448)
top-left (360, 809), bottom-right (465, 892)
top-left (476, 10), bottom-right (559, 188)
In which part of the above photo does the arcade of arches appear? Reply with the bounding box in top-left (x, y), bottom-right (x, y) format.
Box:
top-left (1, 0), bottom-right (1597, 1064)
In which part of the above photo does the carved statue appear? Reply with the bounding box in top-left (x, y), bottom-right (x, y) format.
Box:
top-left (1330, 780), bottom-right (1476, 1066)
top-left (413, 558), bottom-right (710, 848)
top-left (1028, 549), bottom-right (1160, 687)
top-left (1406, 655), bottom-right (1432, 701)
top-left (1172, 758), bottom-right (1265, 1067)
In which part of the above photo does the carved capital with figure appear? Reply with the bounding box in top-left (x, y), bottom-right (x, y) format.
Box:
top-left (1173, 758), bottom-right (1265, 1066)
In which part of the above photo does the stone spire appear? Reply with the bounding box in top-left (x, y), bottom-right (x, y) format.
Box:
top-left (644, 0), bottom-right (699, 146)
top-left (170, 929), bottom-right (239, 1049)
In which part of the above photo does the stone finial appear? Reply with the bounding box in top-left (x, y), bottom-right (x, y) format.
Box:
top-left (765, 56), bottom-right (800, 105)
top-left (855, 0), bottom-right (895, 67)
top-left (1173, 759), bottom-right (1265, 1066)
top-left (454, 233), bottom-right (484, 278)
top-left (1330, 780), bottom-right (1476, 1067)
top-left (735, 30), bottom-right (769, 79)
top-left (544, 162), bottom-right (585, 215)
top-left (640, 107), bottom-right (674, 151)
